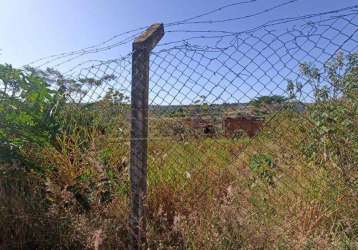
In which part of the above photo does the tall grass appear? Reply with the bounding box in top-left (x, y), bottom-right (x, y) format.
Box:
top-left (1, 110), bottom-right (357, 249)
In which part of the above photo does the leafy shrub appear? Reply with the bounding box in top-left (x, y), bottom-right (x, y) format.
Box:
top-left (249, 95), bottom-right (287, 107)
top-left (0, 64), bottom-right (63, 163)
top-left (249, 153), bottom-right (276, 186)
top-left (291, 52), bottom-right (358, 184)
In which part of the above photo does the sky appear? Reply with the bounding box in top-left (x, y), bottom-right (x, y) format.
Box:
top-left (0, 0), bottom-right (356, 67)
top-left (0, 0), bottom-right (357, 105)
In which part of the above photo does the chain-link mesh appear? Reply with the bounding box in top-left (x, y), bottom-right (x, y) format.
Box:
top-left (144, 11), bottom-right (357, 248)
top-left (2, 2), bottom-right (358, 249)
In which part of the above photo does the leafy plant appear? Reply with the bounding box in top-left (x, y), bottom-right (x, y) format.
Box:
top-left (0, 64), bottom-right (63, 162)
top-left (249, 153), bottom-right (276, 186)
top-left (249, 95), bottom-right (287, 107)
top-left (290, 52), bottom-right (358, 184)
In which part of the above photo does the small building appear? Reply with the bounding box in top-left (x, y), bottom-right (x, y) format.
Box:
top-left (183, 116), bottom-right (215, 135)
top-left (223, 115), bottom-right (264, 138)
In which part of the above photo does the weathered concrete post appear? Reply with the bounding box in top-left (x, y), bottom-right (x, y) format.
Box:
top-left (129, 23), bottom-right (164, 250)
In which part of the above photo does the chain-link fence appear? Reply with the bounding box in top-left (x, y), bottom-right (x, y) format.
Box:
top-left (1, 2), bottom-right (358, 249)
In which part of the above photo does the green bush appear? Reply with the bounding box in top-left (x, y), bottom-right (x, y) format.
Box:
top-left (249, 153), bottom-right (276, 186)
top-left (0, 64), bottom-right (64, 164)
top-left (293, 52), bottom-right (358, 184)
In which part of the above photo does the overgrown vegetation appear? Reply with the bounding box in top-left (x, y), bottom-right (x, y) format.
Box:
top-left (0, 52), bottom-right (357, 249)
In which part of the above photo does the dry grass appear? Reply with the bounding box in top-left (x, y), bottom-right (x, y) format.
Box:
top-left (1, 111), bottom-right (357, 249)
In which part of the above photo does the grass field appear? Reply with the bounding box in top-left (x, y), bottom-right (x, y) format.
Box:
top-left (1, 56), bottom-right (357, 248)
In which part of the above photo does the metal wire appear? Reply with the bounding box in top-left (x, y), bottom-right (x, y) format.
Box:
top-left (2, 2), bottom-right (358, 248)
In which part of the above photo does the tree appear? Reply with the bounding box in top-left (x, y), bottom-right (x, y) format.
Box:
top-left (0, 64), bottom-right (62, 161)
top-left (292, 52), bottom-right (358, 184)
top-left (249, 95), bottom-right (287, 107)
top-left (0, 64), bottom-right (119, 163)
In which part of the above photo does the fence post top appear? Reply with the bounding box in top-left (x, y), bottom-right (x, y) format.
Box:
top-left (133, 23), bottom-right (164, 51)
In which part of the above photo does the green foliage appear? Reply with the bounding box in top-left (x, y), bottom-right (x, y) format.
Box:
top-left (249, 95), bottom-right (287, 107)
top-left (294, 52), bottom-right (358, 183)
top-left (0, 63), bottom-right (123, 163)
top-left (249, 153), bottom-right (276, 186)
top-left (0, 64), bottom-right (63, 161)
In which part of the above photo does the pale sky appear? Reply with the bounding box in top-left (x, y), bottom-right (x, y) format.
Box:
top-left (0, 0), bottom-right (357, 105)
top-left (0, 0), bottom-right (356, 67)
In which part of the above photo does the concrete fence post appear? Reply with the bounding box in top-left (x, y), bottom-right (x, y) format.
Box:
top-left (129, 23), bottom-right (164, 250)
